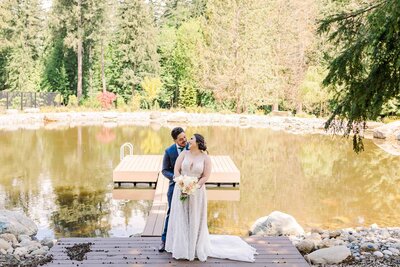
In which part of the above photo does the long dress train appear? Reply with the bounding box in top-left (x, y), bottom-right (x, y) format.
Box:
top-left (165, 154), bottom-right (257, 262)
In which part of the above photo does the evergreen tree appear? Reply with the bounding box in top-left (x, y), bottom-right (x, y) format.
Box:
top-left (319, 0), bottom-right (400, 152)
top-left (161, 0), bottom-right (207, 28)
top-left (0, 0), bottom-right (44, 92)
top-left (42, 37), bottom-right (71, 99)
top-left (174, 19), bottom-right (203, 107)
top-left (50, 0), bottom-right (105, 101)
top-left (158, 26), bottom-right (178, 106)
top-left (114, 0), bottom-right (159, 97)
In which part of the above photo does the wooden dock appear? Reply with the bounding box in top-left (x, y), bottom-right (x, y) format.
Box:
top-left (113, 155), bottom-right (164, 186)
top-left (112, 154), bottom-right (241, 237)
top-left (113, 155), bottom-right (240, 186)
top-left (44, 236), bottom-right (310, 266)
top-left (129, 175), bottom-right (240, 237)
top-left (142, 175), bottom-right (170, 237)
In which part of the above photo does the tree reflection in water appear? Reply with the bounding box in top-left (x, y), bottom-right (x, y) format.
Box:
top-left (51, 186), bottom-right (111, 237)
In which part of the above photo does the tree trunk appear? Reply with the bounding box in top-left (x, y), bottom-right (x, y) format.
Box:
top-left (273, 102), bottom-right (279, 111)
top-left (319, 101), bottom-right (322, 117)
top-left (77, 40), bottom-right (83, 101)
top-left (101, 40), bottom-right (106, 93)
top-left (234, 6), bottom-right (241, 114)
top-left (77, 0), bottom-right (83, 102)
top-left (89, 46), bottom-right (93, 94)
top-left (132, 64), bottom-right (137, 96)
top-left (296, 102), bottom-right (303, 114)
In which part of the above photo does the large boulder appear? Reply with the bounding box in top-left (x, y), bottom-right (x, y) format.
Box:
top-left (0, 238), bottom-right (11, 250)
top-left (305, 246), bottom-right (351, 265)
top-left (249, 211), bottom-right (304, 236)
top-left (373, 121), bottom-right (400, 140)
top-left (0, 210), bottom-right (37, 236)
top-left (373, 138), bottom-right (400, 156)
top-left (0, 233), bottom-right (18, 247)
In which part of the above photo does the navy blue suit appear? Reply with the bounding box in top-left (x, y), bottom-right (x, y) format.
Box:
top-left (161, 144), bottom-right (180, 242)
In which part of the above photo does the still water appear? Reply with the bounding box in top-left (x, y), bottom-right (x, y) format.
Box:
top-left (0, 125), bottom-right (399, 239)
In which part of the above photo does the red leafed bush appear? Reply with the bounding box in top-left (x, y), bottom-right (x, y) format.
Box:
top-left (97, 92), bottom-right (117, 109)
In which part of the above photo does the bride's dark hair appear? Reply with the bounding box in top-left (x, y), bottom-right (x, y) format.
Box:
top-left (194, 133), bottom-right (207, 152)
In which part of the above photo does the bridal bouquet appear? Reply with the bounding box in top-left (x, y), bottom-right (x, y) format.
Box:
top-left (174, 175), bottom-right (198, 201)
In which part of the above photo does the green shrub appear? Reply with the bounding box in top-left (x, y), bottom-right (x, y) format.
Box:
top-left (115, 95), bottom-right (126, 108)
top-left (67, 95), bottom-right (78, 107)
top-left (129, 95), bottom-right (142, 111)
top-left (82, 96), bottom-right (101, 109)
top-left (54, 94), bottom-right (64, 105)
top-left (152, 99), bottom-right (160, 110)
top-left (11, 96), bottom-right (21, 109)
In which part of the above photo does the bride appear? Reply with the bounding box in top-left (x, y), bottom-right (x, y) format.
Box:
top-left (165, 133), bottom-right (257, 262)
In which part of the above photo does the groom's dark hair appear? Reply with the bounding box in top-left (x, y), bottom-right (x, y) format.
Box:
top-left (171, 127), bottom-right (184, 140)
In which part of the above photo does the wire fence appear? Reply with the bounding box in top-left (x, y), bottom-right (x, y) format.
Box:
top-left (0, 91), bottom-right (61, 110)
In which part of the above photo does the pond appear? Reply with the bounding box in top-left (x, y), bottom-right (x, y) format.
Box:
top-left (0, 125), bottom-right (399, 239)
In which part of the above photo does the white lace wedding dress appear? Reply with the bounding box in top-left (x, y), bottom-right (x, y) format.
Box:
top-left (165, 154), bottom-right (257, 262)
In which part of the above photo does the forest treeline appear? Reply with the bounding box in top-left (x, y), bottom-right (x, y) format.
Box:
top-left (0, 0), bottom-right (398, 117)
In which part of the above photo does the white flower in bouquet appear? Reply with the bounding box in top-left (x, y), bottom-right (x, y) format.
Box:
top-left (174, 175), bottom-right (198, 201)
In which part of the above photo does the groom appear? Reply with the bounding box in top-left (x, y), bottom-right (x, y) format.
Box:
top-left (158, 127), bottom-right (187, 252)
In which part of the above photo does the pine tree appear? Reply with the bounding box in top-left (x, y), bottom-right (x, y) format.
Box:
top-left (51, 0), bottom-right (105, 101)
top-left (158, 0), bottom-right (207, 108)
top-left (174, 19), bottom-right (203, 107)
top-left (42, 37), bottom-right (70, 98)
top-left (0, 0), bottom-right (44, 92)
top-left (319, 0), bottom-right (400, 152)
top-left (114, 0), bottom-right (159, 97)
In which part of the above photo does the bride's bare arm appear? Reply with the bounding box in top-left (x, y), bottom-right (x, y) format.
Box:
top-left (198, 155), bottom-right (211, 188)
top-left (174, 151), bottom-right (185, 178)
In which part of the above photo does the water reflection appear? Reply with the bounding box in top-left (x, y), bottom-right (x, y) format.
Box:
top-left (0, 125), bottom-right (399, 238)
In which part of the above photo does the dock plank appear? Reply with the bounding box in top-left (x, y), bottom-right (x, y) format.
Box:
top-left (43, 237), bottom-right (309, 267)
top-left (142, 175), bottom-right (170, 236)
top-left (113, 155), bottom-right (240, 185)
top-left (113, 155), bottom-right (163, 183)
top-left (208, 156), bottom-right (240, 184)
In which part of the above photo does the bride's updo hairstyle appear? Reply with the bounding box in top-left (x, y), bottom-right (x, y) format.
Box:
top-left (194, 133), bottom-right (207, 152)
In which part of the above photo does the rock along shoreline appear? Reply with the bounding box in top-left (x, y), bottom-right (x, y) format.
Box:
top-left (0, 110), bottom-right (383, 137)
top-left (250, 211), bottom-right (400, 266)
